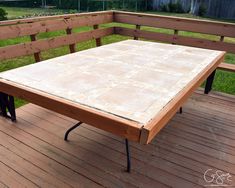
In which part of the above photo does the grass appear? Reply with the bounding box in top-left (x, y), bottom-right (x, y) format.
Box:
top-left (0, 6), bottom-right (234, 107)
top-left (0, 6), bottom-right (66, 19)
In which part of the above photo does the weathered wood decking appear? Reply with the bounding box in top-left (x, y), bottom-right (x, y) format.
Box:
top-left (0, 89), bottom-right (234, 188)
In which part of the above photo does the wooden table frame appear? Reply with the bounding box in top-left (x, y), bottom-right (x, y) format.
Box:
top-left (0, 50), bottom-right (225, 142)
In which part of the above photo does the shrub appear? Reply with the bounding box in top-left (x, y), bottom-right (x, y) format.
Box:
top-left (160, 1), bottom-right (185, 13)
top-left (168, 1), bottom-right (184, 13)
top-left (0, 8), bottom-right (7, 21)
top-left (198, 4), bottom-right (207, 16)
top-left (160, 4), bottom-right (169, 12)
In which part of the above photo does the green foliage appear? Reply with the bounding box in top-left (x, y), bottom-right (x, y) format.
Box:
top-left (169, 1), bottom-right (184, 13)
top-left (198, 4), bottom-right (207, 16)
top-left (0, 8), bottom-right (7, 20)
top-left (160, 1), bottom-right (185, 13)
top-left (160, 4), bottom-right (168, 12)
top-left (0, 0), bottom-right (39, 8)
top-left (0, 0), bottom-right (149, 12)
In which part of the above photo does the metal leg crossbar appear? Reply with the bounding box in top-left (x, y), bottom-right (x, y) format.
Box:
top-left (64, 122), bottom-right (132, 173)
top-left (204, 70), bottom-right (216, 94)
top-left (64, 122), bottom-right (83, 141)
top-left (0, 92), bottom-right (16, 122)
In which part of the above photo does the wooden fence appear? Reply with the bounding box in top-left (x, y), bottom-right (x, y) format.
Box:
top-left (0, 11), bottom-right (113, 62)
top-left (0, 10), bottom-right (234, 73)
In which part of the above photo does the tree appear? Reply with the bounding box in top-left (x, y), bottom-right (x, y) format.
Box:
top-left (190, 0), bottom-right (198, 14)
top-left (0, 8), bottom-right (7, 21)
top-left (190, 0), bottom-right (207, 16)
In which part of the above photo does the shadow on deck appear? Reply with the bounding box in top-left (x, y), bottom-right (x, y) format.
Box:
top-left (0, 89), bottom-right (234, 188)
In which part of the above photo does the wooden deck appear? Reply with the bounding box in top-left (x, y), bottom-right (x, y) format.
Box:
top-left (0, 89), bottom-right (234, 188)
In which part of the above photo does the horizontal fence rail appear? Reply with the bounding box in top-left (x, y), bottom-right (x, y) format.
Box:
top-left (114, 27), bottom-right (235, 53)
top-left (114, 11), bottom-right (235, 38)
top-left (0, 28), bottom-right (113, 61)
top-left (0, 12), bottom-right (113, 40)
top-left (0, 10), bottom-right (113, 26)
top-left (218, 63), bottom-right (235, 72)
top-left (0, 11), bottom-right (114, 62)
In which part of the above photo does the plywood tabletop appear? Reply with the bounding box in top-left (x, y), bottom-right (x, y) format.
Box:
top-left (0, 40), bottom-right (224, 127)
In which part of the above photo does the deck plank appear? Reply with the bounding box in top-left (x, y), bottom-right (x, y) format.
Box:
top-left (0, 132), bottom-right (103, 188)
top-left (0, 90), bottom-right (234, 187)
top-left (0, 162), bottom-right (37, 188)
top-left (0, 143), bottom-right (72, 188)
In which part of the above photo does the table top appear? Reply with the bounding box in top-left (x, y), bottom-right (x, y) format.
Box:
top-left (0, 40), bottom-right (224, 127)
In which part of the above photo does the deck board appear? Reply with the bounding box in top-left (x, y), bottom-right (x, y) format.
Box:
top-left (0, 89), bottom-right (234, 188)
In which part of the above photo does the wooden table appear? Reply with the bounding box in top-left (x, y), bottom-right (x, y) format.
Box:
top-left (0, 40), bottom-right (225, 172)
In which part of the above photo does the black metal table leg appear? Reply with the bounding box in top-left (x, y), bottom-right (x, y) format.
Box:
top-left (204, 70), bottom-right (216, 94)
top-left (125, 139), bottom-right (131, 173)
top-left (0, 93), bottom-right (7, 118)
top-left (0, 92), bottom-right (16, 122)
top-left (64, 122), bottom-right (83, 141)
top-left (8, 96), bottom-right (16, 121)
top-left (179, 107), bottom-right (183, 114)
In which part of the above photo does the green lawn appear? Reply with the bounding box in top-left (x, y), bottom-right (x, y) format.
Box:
top-left (0, 7), bottom-right (234, 107)
top-left (0, 6), bottom-right (66, 19)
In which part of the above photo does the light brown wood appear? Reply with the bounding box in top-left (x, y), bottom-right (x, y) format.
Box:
top-left (0, 78), bottom-right (141, 142)
top-left (114, 11), bottom-right (235, 38)
top-left (140, 51), bottom-right (225, 144)
top-left (218, 63), bottom-right (235, 72)
top-left (0, 12), bottom-right (113, 40)
top-left (0, 27), bottom-right (114, 60)
top-left (114, 27), bottom-right (235, 53)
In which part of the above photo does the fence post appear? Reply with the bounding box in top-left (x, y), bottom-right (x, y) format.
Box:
top-left (66, 28), bottom-right (76, 53)
top-left (134, 25), bottom-right (141, 40)
top-left (172, 29), bottom-right (178, 45)
top-left (220, 36), bottom-right (224, 42)
top-left (30, 34), bottom-right (41, 62)
top-left (93, 24), bottom-right (102, 47)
